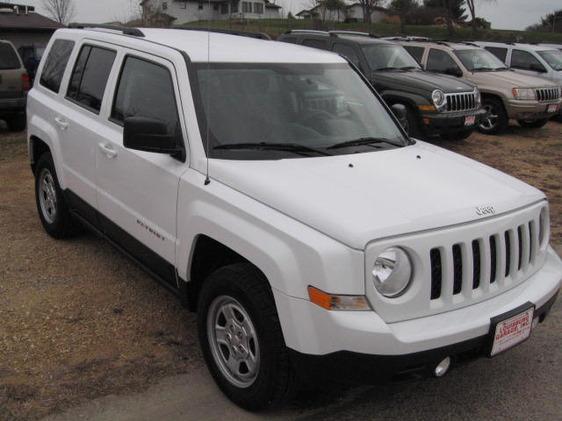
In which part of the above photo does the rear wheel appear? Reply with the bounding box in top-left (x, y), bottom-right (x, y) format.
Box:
top-left (34, 153), bottom-right (79, 238)
top-left (198, 263), bottom-right (295, 410)
top-left (517, 118), bottom-right (549, 129)
top-left (478, 97), bottom-right (508, 135)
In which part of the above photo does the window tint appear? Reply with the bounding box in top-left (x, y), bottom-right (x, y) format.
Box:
top-left (0, 43), bottom-right (21, 70)
top-left (426, 49), bottom-right (461, 74)
top-left (333, 43), bottom-right (361, 68)
top-left (404, 46), bottom-right (425, 64)
top-left (40, 39), bottom-right (75, 93)
top-left (484, 46), bottom-right (508, 63)
top-left (302, 39), bottom-right (329, 50)
top-left (511, 50), bottom-right (545, 71)
top-left (67, 46), bottom-right (116, 113)
top-left (111, 57), bottom-right (180, 138)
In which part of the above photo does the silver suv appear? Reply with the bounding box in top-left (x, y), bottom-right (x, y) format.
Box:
top-left (0, 40), bottom-right (29, 131)
top-left (396, 40), bottom-right (561, 134)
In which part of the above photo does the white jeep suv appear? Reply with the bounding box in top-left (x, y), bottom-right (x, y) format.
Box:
top-left (27, 26), bottom-right (561, 410)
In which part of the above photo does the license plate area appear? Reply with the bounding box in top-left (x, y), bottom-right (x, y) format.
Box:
top-left (488, 302), bottom-right (535, 357)
top-left (464, 115), bottom-right (476, 126)
top-left (547, 104), bottom-right (559, 113)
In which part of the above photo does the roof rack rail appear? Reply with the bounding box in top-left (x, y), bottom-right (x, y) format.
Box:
top-left (383, 36), bottom-right (431, 42)
top-left (179, 27), bottom-right (271, 40)
top-left (68, 23), bottom-right (145, 37)
top-left (328, 30), bottom-right (378, 38)
top-left (284, 29), bottom-right (329, 35)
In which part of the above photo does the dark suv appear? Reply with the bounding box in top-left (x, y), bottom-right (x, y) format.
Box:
top-left (278, 30), bottom-right (486, 140)
top-left (0, 40), bottom-right (29, 131)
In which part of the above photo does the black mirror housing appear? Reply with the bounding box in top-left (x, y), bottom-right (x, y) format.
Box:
top-left (124, 117), bottom-right (185, 161)
top-left (390, 103), bottom-right (408, 130)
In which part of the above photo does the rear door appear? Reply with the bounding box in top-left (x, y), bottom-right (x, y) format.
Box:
top-left (0, 42), bottom-right (24, 100)
top-left (95, 51), bottom-right (188, 287)
top-left (509, 49), bottom-right (548, 78)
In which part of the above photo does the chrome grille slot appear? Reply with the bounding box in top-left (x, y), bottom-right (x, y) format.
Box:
top-left (452, 244), bottom-right (462, 294)
top-left (430, 248), bottom-right (442, 300)
top-left (535, 87), bottom-right (560, 102)
top-left (445, 91), bottom-right (478, 112)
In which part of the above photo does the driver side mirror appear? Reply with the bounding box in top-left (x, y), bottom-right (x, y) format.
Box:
top-left (124, 117), bottom-right (185, 161)
top-left (390, 104), bottom-right (408, 131)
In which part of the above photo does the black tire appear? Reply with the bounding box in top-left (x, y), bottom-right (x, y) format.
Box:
top-left (403, 105), bottom-right (422, 139)
top-left (517, 118), bottom-right (549, 129)
top-left (478, 97), bottom-right (508, 135)
top-left (441, 129), bottom-right (473, 141)
top-left (7, 114), bottom-right (26, 132)
top-left (198, 263), bottom-right (295, 410)
top-left (34, 152), bottom-right (79, 238)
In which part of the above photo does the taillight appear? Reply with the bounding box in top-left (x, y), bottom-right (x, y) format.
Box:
top-left (22, 73), bottom-right (31, 91)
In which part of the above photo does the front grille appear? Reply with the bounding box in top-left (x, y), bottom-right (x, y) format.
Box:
top-left (445, 91), bottom-right (478, 112)
top-left (430, 218), bottom-right (541, 301)
top-left (535, 87), bottom-right (560, 102)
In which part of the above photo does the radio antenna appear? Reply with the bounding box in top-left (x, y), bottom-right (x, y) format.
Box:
top-left (204, 0), bottom-right (211, 186)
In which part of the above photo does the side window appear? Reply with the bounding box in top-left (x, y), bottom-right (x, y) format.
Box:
top-left (39, 39), bottom-right (75, 93)
top-left (426, 49), bottom-right (461, 74)
top-left (111, 57), bottom-right (180, 138)
top-left (404, 46), bottom-right (425, 65)
top-left (302, 39), bottom-right (329, 50)
top-left (0, 43), bottom-right (21, 70)
top-left (333, 43), bottom-right (361, 68)
top-left (66, 45), bottom-right (116, 113)
top-left (511, 50), bottom-right (545, 72)
top-left (484, 47), bottom-right (508, 63)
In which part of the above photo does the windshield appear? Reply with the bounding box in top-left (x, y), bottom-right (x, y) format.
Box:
top-left (195, 63), bottom-right (408, 160)
top-left (362, 44), bottom-right (421, 71)
top-left (537, 50), bottom-right (562, 71)
top-left (454, 49), bottom-right (507, 71)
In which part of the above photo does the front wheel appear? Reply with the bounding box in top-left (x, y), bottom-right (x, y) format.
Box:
top-left (198, 263), bottom-right (296, 410)
top-left (517, 118), bottom-right (549, 129)
top-left (478, 97), bottom-right (508, 135)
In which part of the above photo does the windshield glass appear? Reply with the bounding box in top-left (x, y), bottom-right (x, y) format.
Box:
top-left (537, 50), bottom-right (562, 71)
top-left (454, 49), bottom-right (507, 71)
top-left (362, 44), bottom-right (421, 71)
top-left (195, 63), bottom-right (408, 160)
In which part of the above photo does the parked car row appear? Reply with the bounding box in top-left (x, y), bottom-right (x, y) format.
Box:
top-left (0, 39), bottom-right (30, 131)
top-left (279, 31), bottom-right (562, 138)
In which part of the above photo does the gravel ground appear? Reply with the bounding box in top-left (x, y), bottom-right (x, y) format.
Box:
top-left (0, 122), bottom-right (561, 420)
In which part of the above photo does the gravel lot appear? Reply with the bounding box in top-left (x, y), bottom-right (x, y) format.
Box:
top-left (0, 122), bottom-right (561, 420)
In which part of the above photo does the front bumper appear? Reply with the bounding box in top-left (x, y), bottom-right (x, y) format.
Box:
top-left (274, 246), bottom-right (561, 357)
top-left (506, 99), bottom-right (560, 120)
top-left (420, 108), bottom-right (486, 135)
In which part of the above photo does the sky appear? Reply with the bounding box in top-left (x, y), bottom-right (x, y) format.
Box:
top-left (11, 0), bottom-right (561, 31)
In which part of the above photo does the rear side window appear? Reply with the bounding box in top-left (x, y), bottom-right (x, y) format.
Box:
top-left (67, 45), bottom-right (116, 113)
top-left (511, 50), bottom-right (545, 72)
top-left (426, 49), bottom-right (461, 73)
top-left (302, 39), bottom-right (329, 50)
top-left (40, 39), bottom-right (75, 93)
top-left (0, 43), bottom-right (21, 70)
top-left (111, 56), bottom-right (180, 137)
top-left (404, 46), bottom-right (425, 65)
top-left (333, 43), bottom-right (361, 68)
top-left (484, 46), bottom-right (508, 63)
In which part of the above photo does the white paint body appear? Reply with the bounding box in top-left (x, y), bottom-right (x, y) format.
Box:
top-left (27, 28), bottom-right (562, 358)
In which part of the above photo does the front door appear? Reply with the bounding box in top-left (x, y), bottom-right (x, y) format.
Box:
top-left (96, 52), bottom-right (187, 286)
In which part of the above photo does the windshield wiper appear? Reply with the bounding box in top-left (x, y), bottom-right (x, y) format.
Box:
top-left (397, 66), bottom-right (419, 71)
top-left (213, 142), bottom-right (331, 156)
top-left (375, 67), bottom-right (398, 71)
top-left (327, 137), bottom-right (401, 150)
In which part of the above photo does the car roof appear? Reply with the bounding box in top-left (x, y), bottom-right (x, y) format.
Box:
top-left (283, 31), bottom-right (392, 45)
top-left (396, 40), bottom-right (476, 51)
top-left (475, 41), bottom-right (558, 52)
top-left (57, 28), bottom-right (347, 64)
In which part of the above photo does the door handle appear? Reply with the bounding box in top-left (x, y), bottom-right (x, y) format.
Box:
top-left (98, 143), bottom-right (118, 159)
top-left (54, 117), bottom-right (69, 130)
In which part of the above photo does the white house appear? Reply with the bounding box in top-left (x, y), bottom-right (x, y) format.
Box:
top-left (141, 0), bottom-right (281, 24)
top-left (296, 3), bottom-right (388, 23)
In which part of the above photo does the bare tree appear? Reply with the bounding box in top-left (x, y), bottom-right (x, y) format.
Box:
top-left (465, 0), bottom-right (495, 34)
top-left (42, 0), bottom-right (76, 25)
top-left (358, 0), bottom-right (384, 24)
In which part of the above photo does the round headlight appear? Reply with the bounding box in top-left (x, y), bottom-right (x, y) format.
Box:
top-left (372, 247), bottom-right (412, 298)
top-left (431, 89), bottom-right (446, 108)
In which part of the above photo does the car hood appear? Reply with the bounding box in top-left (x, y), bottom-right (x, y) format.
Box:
top-left (373, 70), bottom-right (474, 92)
top-left (470, 70), bottom-right (558, 87)
top-left (209, 142), bottom-right (544, 250)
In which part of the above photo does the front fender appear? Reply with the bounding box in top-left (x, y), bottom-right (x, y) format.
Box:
top-left (176, 170), bottom-right (365, 300)
top-left (381, 90), bottom-right (431, 108)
